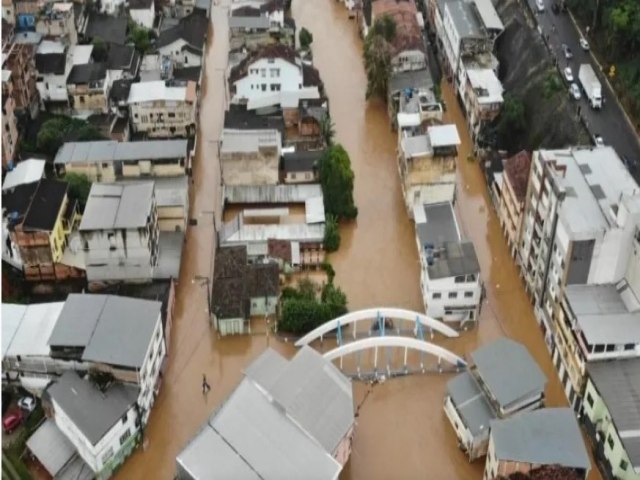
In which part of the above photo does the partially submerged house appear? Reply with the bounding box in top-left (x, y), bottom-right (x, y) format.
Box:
top-left (444, 338), bottom-right (547, 460)
top-left (176, 346), bottom-right (355, 479)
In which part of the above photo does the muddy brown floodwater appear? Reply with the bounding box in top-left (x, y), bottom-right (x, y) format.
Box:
top-left (115, 0), bottom-right (602, 478)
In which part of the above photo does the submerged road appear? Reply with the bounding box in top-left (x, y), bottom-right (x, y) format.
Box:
top-left (116, 0), bottom-right (602, 478)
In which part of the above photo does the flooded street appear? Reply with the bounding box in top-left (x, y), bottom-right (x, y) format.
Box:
top-left (115, 0), bottom-right (601, 478)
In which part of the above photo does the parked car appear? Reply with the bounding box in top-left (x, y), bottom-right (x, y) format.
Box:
top-left (593, 134), bottom-right (604, 147)
top-left (18, 396), bottom-right (36, 413)
top-left (563, 67), bottom-right (574, 82)
top-left (569, 83), bottom-right (581, 100)
top-left (536, 0), bottom-right (545, 12)
top-left (562, 44), bottom-right (573, 59)
top-left (2, 409), bottom-right (23, 434)
top-left (579, 37), bottom-right (589, 50)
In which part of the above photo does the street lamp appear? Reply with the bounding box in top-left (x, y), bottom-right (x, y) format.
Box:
top-left (192, 275), bottom-right (212, 319)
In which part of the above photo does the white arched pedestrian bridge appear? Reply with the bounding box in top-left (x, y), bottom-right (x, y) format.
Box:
top-left (294, 308), bottom-right (466, 380)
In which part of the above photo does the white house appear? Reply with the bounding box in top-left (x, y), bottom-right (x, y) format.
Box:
top-left (128, 80), bottom-right (197, 138)
top-left (414, 201), bottom-right (482, 328)
top-left (229, 44), bottom-right (322, 109)
top-left (35, 40), bottom-right (69, 108)
top-left (79, 182), bottom-right (159, 282)
top-left (100, 0), bottom-right (126, 15)
top-left (129, 0), bottom-right (155, 29)
top-left (46, 371), bottom-right (140, 478)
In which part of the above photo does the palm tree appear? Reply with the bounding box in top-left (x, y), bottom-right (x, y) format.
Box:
top-left (319, 114), bottom-right (336, 147)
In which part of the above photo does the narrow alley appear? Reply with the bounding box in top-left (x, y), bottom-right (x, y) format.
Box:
top-left (115, 0), bottom-right (601, 478)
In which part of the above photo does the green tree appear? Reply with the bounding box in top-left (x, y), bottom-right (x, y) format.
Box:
top-left (321, 282), bottom-right (348, 318)
top-left (363, 15), bottom-right (396, 100)
top-left (128, 22), bottom-right (153, 53)
top-left (92, 37), bottom-right (108, 62)
top-left (319, 113), bottom-right (336, 147)
top-left (323, 215), bottom-right (341, 252)
top-left (299, 27), bottom-right (313, 50)
top-left (64, 173), bottom-right (92, 211)
top-left (542, 71), bottom-right (563, 98)
top-left (36, 116), bottom-right (103, 156)
top-left (493, 95), bottom-right (527, 153)
top-left (319, 144), bottom-right (358, 220)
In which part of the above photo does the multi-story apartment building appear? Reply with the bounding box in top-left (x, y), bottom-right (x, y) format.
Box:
top-left (79, 182), bottom-right (159, 282)
top-left (2, 70), bottom-right (19, 167)
top-left (35, 40), bottom-right (69, 111)
top-left (444, 338), bottom-right (547, 461)
top-left (460, 62), bottom-right (503, 141)
top-left (219, 128), bottom-right (282, 185)
top-left (518, 147), bottom-right (640, 342)
top-left (67, 63), bottom-right (109, 115)
top-left (128, 80), bottom-right (197, 138)
top-left (35, 3), bottom-right (77, 45)
top-left (54, 139), bottom-right (190, 180)
top-left (398, 124), bottom-right (460, 215)
top-left (2, 39), bottom-right (39, 117)
top-left (497, 150), bottom-right (531, 260)
top-left (414, 201), bottom-right (482, 328)
top-left (2, 178), bottom-right (83, 281)
top-left (582, 358), bottom-right (640, 480)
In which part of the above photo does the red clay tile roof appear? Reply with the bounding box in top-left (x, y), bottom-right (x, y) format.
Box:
top-left (268, 239), bottom-right (292, 263)
top-left (372, 0), bottom-right (424, 56)
top-left (503, 150), bottom-right (531, 203)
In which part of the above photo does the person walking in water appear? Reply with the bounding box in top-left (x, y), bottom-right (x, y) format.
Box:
top-left (202, 374), bottom-right (211, 394)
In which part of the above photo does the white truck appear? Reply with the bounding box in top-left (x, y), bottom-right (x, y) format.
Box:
top-left (578, 64), bottom-right (602, 109)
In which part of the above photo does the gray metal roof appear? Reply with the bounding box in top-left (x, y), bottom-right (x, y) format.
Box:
top-left (229, 15), bottom-right (271, 30)
top-left (389, 69), bottom-right (434, 94)
top-left (220, 129), bottom-right (280, 154)
top-left (223, 184), bottom-right (322, 204)
top-left (80, 182), bottom-right (155, 231)
top-left (177, 378), bottom-right (341, 480)
top-left (53, 140), bottom-right (188, 165)
top-left (244, 348), bottom-right (289, 391)
top-left (428, 241), bottom-right (480, 280)
top-left (446, 0), bottom-right (483, 38)
top-left (416, 202), bottom-right (460, 249)
top-left (565, 284), bottom-right (640, 345)
top-left (472, 0), bottom-right (504, 31)
top-left (47, 372), bottom-right (139, 446)
top-left (26, 419), bottom-right (76, 477)
top-left (471, 338), bottom-right (546, 408)
top-left (81, 296), bottom-right (162, 368)
top-left (490, 408), bottom-right (591, 470)
top-left (266, 347), bottom-right (354, 453)
top-left (587, 358), bottom-right (640, 467)
top-left (447, 371), bottom-right (496, 436)
top-left (47, 294), bottom-right (107, 348)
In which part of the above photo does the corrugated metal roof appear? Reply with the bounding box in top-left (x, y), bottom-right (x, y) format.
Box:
top-left (587, 358), bottom-right (640, 467)
top-left (305, 196), bottom-right (325, 224)
top-left (1, 304), bottom-right (26, 358)
top-left (224, 184), bottom-right (322, 204)
top-left (5, 302), bottom-right (65, 358)
top-left (244, 349), bottom-right (289, 391)
top-left (472, 0), bottom-right (504, 31)
top-left (26, 419), bottom-right (76, 477)
top-left (221, 220), bottom-right (325, 244)
top-left (471, 338), bottom-right (546, 408)
top-left (490, 408), bottom-right (590, 470)
top-left (220, 128), bottom-right (280, 154)
top-left (80, 182), bottom-right (154, 230)
top-left (48, 294), bottom-right (108, 348)
top-left (54, 139), bottom-right (188, 165)
top-left (81, 296), bottom-right (161, 368)
top-left (2, 159), bottom-right (46, 191)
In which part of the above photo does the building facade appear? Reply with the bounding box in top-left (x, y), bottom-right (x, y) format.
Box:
top-left (497, 150), bottom-right (531, 260)
top-left (2, 71), bottom-right (19, 167)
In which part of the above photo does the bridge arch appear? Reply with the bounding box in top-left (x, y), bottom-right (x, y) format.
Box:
top-left (294, 307), bottom-right (459, 348)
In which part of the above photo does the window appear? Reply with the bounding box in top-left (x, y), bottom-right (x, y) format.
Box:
top-left (448, 292), bottom-right (457, 299)
top-left (261, 84), bottom-right (267, 91)
top-left (466, 274), bottom-right (476, 282)
top-left (79, 95), bottom-right (85, 103)
top-left (464, 291), bottom-right (473, 298)
top-left (454, 276), bottom-right (465, 283)
top-left (121, 412), bottom-right (128, 424)
top-left (119, 428), bottom-right (131, 446)
top-left (620, 460), bottom-right (628, 471)
top-left (261, 69), bottom-right (266, 77)
top-left (607, 434), bottom-right (615, 450)
top-left (432, 292), bottom-right (441, 299)
top-left (585, 392), bottom-right (594, 407)
top-left (270, 84), bottom-right (281, 91)
top-left (101, 447), bottom-right (114, 464)
top-left (270, 68), bottom-right (280, 77)
top-left (168, 112), bottom-right (175, 118)
top-left (184, 56), bottom-right (188, 64)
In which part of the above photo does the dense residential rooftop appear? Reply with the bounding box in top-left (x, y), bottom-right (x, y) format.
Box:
top-left (54, 139), bottom-right (188, 165)
top-left (79, 183), bottom-right (155, 231)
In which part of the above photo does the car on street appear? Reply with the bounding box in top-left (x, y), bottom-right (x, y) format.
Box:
top-left (18, 396), bottom-right (36, 413)
top-left (536, 0), bottom-right (545, 12)
top-left (593, 134), bottom-right (604, 147)
top-left (569, 83), bottom-right (581, 100)
top-left (563, 67), bottom-right (574, 82)
top-left (579, 37), bottom-right (589, 50)
top-left (562, 44), bottom-right (573, 59)
top-left (2, 409), bottom-right (23, 434)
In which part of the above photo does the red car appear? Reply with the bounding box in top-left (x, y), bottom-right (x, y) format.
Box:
top-left (2, 409), bottom-right (23, 434)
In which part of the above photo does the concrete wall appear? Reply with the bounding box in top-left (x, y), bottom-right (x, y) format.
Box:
top-left (2, 93), bottom-right (18, 167)
top-left (220, 148), bottom-right (279, 185)
top-left (130, 3), bottom-right (154, 29)
top-left (391, 49), bottom-right (426, 73)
